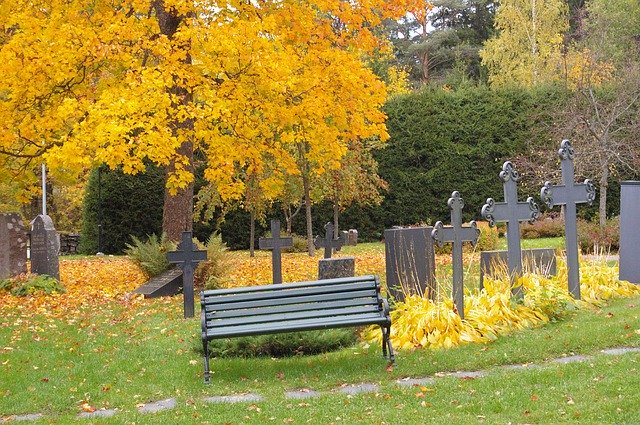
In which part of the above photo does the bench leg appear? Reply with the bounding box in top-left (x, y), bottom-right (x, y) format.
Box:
top-left (386, 325), bottom-right (395, 364)
top-left (203, 340), bottom-right (211, 384)
top-left (381, 326), bottom-right (388, 358)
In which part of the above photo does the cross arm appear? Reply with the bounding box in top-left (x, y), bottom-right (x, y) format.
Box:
top-left (431, 221), bottom-right (455, 246)
top-left (541, 180), bottom-right (596, 208)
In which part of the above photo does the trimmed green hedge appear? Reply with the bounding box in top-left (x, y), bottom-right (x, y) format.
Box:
top-left (79, 164), bottom-right (165, 255)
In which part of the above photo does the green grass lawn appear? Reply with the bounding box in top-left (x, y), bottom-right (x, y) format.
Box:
top-left (1, 290), bottom-right (639, 423)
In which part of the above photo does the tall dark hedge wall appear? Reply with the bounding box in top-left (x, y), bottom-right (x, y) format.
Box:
top-left (79, 164), bottom-right (165, 254)
top-left (79, 85), bottom-right (630, 250)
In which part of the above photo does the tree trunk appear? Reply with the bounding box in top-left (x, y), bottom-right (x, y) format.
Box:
top-left (598, 164), bottom-right (609, 229)
top-left (155, 1), bottom-right (194, 242)
top-left (249, 209), bottom-right (255, 257)
top-left (302, 172), bottom-right (315, 256)
top-left (333, 197), bottom-right (340, 239)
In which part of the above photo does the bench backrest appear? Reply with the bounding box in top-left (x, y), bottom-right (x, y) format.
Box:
top-left (201, 275), bottom-right (383, 335)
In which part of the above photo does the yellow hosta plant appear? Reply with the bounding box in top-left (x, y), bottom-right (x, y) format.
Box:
top-left (364, 260), bottom-right (640, 350)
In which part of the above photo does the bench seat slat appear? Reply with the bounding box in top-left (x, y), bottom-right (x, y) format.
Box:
top-left (206, 313), bottom-right (388, 339)
top-left (202, 275), bottom-right (377, 298)
top-left (205, 290), bottom-right (378, 313)
top-left (202, 282), bottom-right (377, 306)
top-left (207, 305), bottom-right (382, 328)
top-left (205, 297), bottom-right (379, 319)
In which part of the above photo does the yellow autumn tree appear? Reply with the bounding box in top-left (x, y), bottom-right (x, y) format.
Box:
top-left (0, 0), bottom-right (419, 239)
top-left (480, 0), bottom-right (569, 87)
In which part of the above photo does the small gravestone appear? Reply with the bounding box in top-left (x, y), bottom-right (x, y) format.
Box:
top-left (431, 191), bottom-right (480, 319)
top-left (167, 231), bottom-right (207, 318)
top-left (347, 229), bottom-right (358, 246)
top-left (384, 226), bottom-right (437, 302)
top-left (30, 214), bottom-right (60, 281)
top-left (132, 268), bottom-right (183, 298)
top-left (0, 213), bottom-right (28, 279)
top-left (479, 248), bottom-right (557, 290)
top-left (315, 222), bottom-right (354, 279)
top-left (540, 140), bottom-right (596, 298)
top-left (481, 161), bottom-right (540, 298)
top-left (619, 181), bottom-right (640, 284)
top-left (259, 219), bottom-right (292, 284)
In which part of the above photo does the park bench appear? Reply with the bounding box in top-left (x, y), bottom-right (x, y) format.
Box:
top-left (200, 275), bottom-right (394, 383)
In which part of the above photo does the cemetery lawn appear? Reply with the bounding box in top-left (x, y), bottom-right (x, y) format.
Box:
top-left (0, 258), bottom-right (639, 423)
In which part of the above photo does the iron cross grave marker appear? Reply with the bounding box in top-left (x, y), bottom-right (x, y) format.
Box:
top-left (432, 191), bottom-right (480, 319)
top-left (259, 219), bottom-right (292, 284)
top-left (313, 222), bottom-right (345, 259)
top-left (167, 231), bottom-right (207, 318)
top-left (540, 140), bottom-right (596, 299)
top-left (481, 161), bottom-right (540, 298)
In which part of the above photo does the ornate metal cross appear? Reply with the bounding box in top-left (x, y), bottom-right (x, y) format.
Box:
top-left (482, 161), bottom-right (540, 298)
top-left (540, 140), bottom-right (596, 299)
top-left (313, 222), bottom-right (345, 259)
top-left (432, 191), bottom-right (480, 319)
top-left (259, 219), bottom-right (293, 284)
top-left (167, 231), bottom-right (207, 318)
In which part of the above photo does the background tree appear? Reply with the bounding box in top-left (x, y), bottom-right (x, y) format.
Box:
top-left (480, 0), bottom-right (569, 86)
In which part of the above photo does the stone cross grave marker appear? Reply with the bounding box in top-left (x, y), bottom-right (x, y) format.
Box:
top-left (482, 161), bottom-right (540, 298)
top-left (167, 231), bottom-right (207, 318)
top-left (384, 226), bottom-right (437, 302)
top-left (313, 222), bottom-right (345, 259)
top-left (540, 140), bottom-right (596, 299)
top-left (0, 213), bottom-right (28, 279)
top-left (431, 191), bottom-right (480, 319)
top-left (30, 214), bottom-right (60, 281)
top-left (259, 219), bottom-right (292, 284)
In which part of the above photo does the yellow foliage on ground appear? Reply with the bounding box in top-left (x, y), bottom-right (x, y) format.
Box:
top-left (0, 258), bottom-right (147, 319)
top-left (364, 260), bottom-right (640, 350)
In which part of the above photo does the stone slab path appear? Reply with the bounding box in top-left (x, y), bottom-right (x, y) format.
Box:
top-left (2, 346), bottom-right (639, 423)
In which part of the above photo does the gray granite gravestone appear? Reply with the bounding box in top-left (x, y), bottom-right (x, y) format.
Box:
top-left (482, 161), bottom-right (540, 298)
top-left (540, 140), bottom-right (596, 299)
top-left (259, 219), bottom-right (293, 284)
top-left (30, 215), bottom-right (60, 280)
top-left (167, 231), bottom-right (207, 318)
top-left (479, 248), bottom-right (557, 290)
top-left (619, 181), bottom-right (640, 284)
top-left (0, 213), bottom-right (28, 279)
top-left (347, 229), bottom-right (358, 246)
top-left (384, 227), bottom-right (437, 302)
top-left (132, 268), bottom-right (183, 298)
top-left (318, 257), bottom-right (355, 280)
top-left (313, 223), bottom-right (345, 259)
top-left (431, 192), bottom-right (480, 319)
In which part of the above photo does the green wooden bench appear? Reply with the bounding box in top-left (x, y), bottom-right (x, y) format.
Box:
top-left (200, 275), bottom-right (394, 383)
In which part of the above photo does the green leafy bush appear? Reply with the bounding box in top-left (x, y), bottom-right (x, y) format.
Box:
top-left (124, 233), bottom-right (175, 277)
top-left (577, 217), bottom-right (620, 254)
top-left (521, 214), bottom-right (565, 239)
top-left (195, 233), bottom-right (231, 290)
top-left (205, 329), bottom-right (358, 358)
top-left (476, 222), bottom-right (499, 251)
top-left (0, 274), bottom-right (65, 296)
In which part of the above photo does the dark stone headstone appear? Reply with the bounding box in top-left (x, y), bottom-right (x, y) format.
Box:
top-left (30, 215), bottom-right (60, 280)
top-left (0, 213), bottom-right (28, 279)
top-left (384, 227), bottom-right (436, 302)
top-left (318, 257), bottom-right (355, 280)
top-left (540, 140), bottom-right (596, 299)
top-left (479, 248), bottom-right (557, 290)
top-left (481, 161), bottom-right (540, 298)
top-left (167, 232), bottom-right (207, 318)
top-left (132, 268), bottom-right (183, 298)
top-left (259, 219), bottom-right (292, 284)
top-left (619, 181), bottom-right (640, 284)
